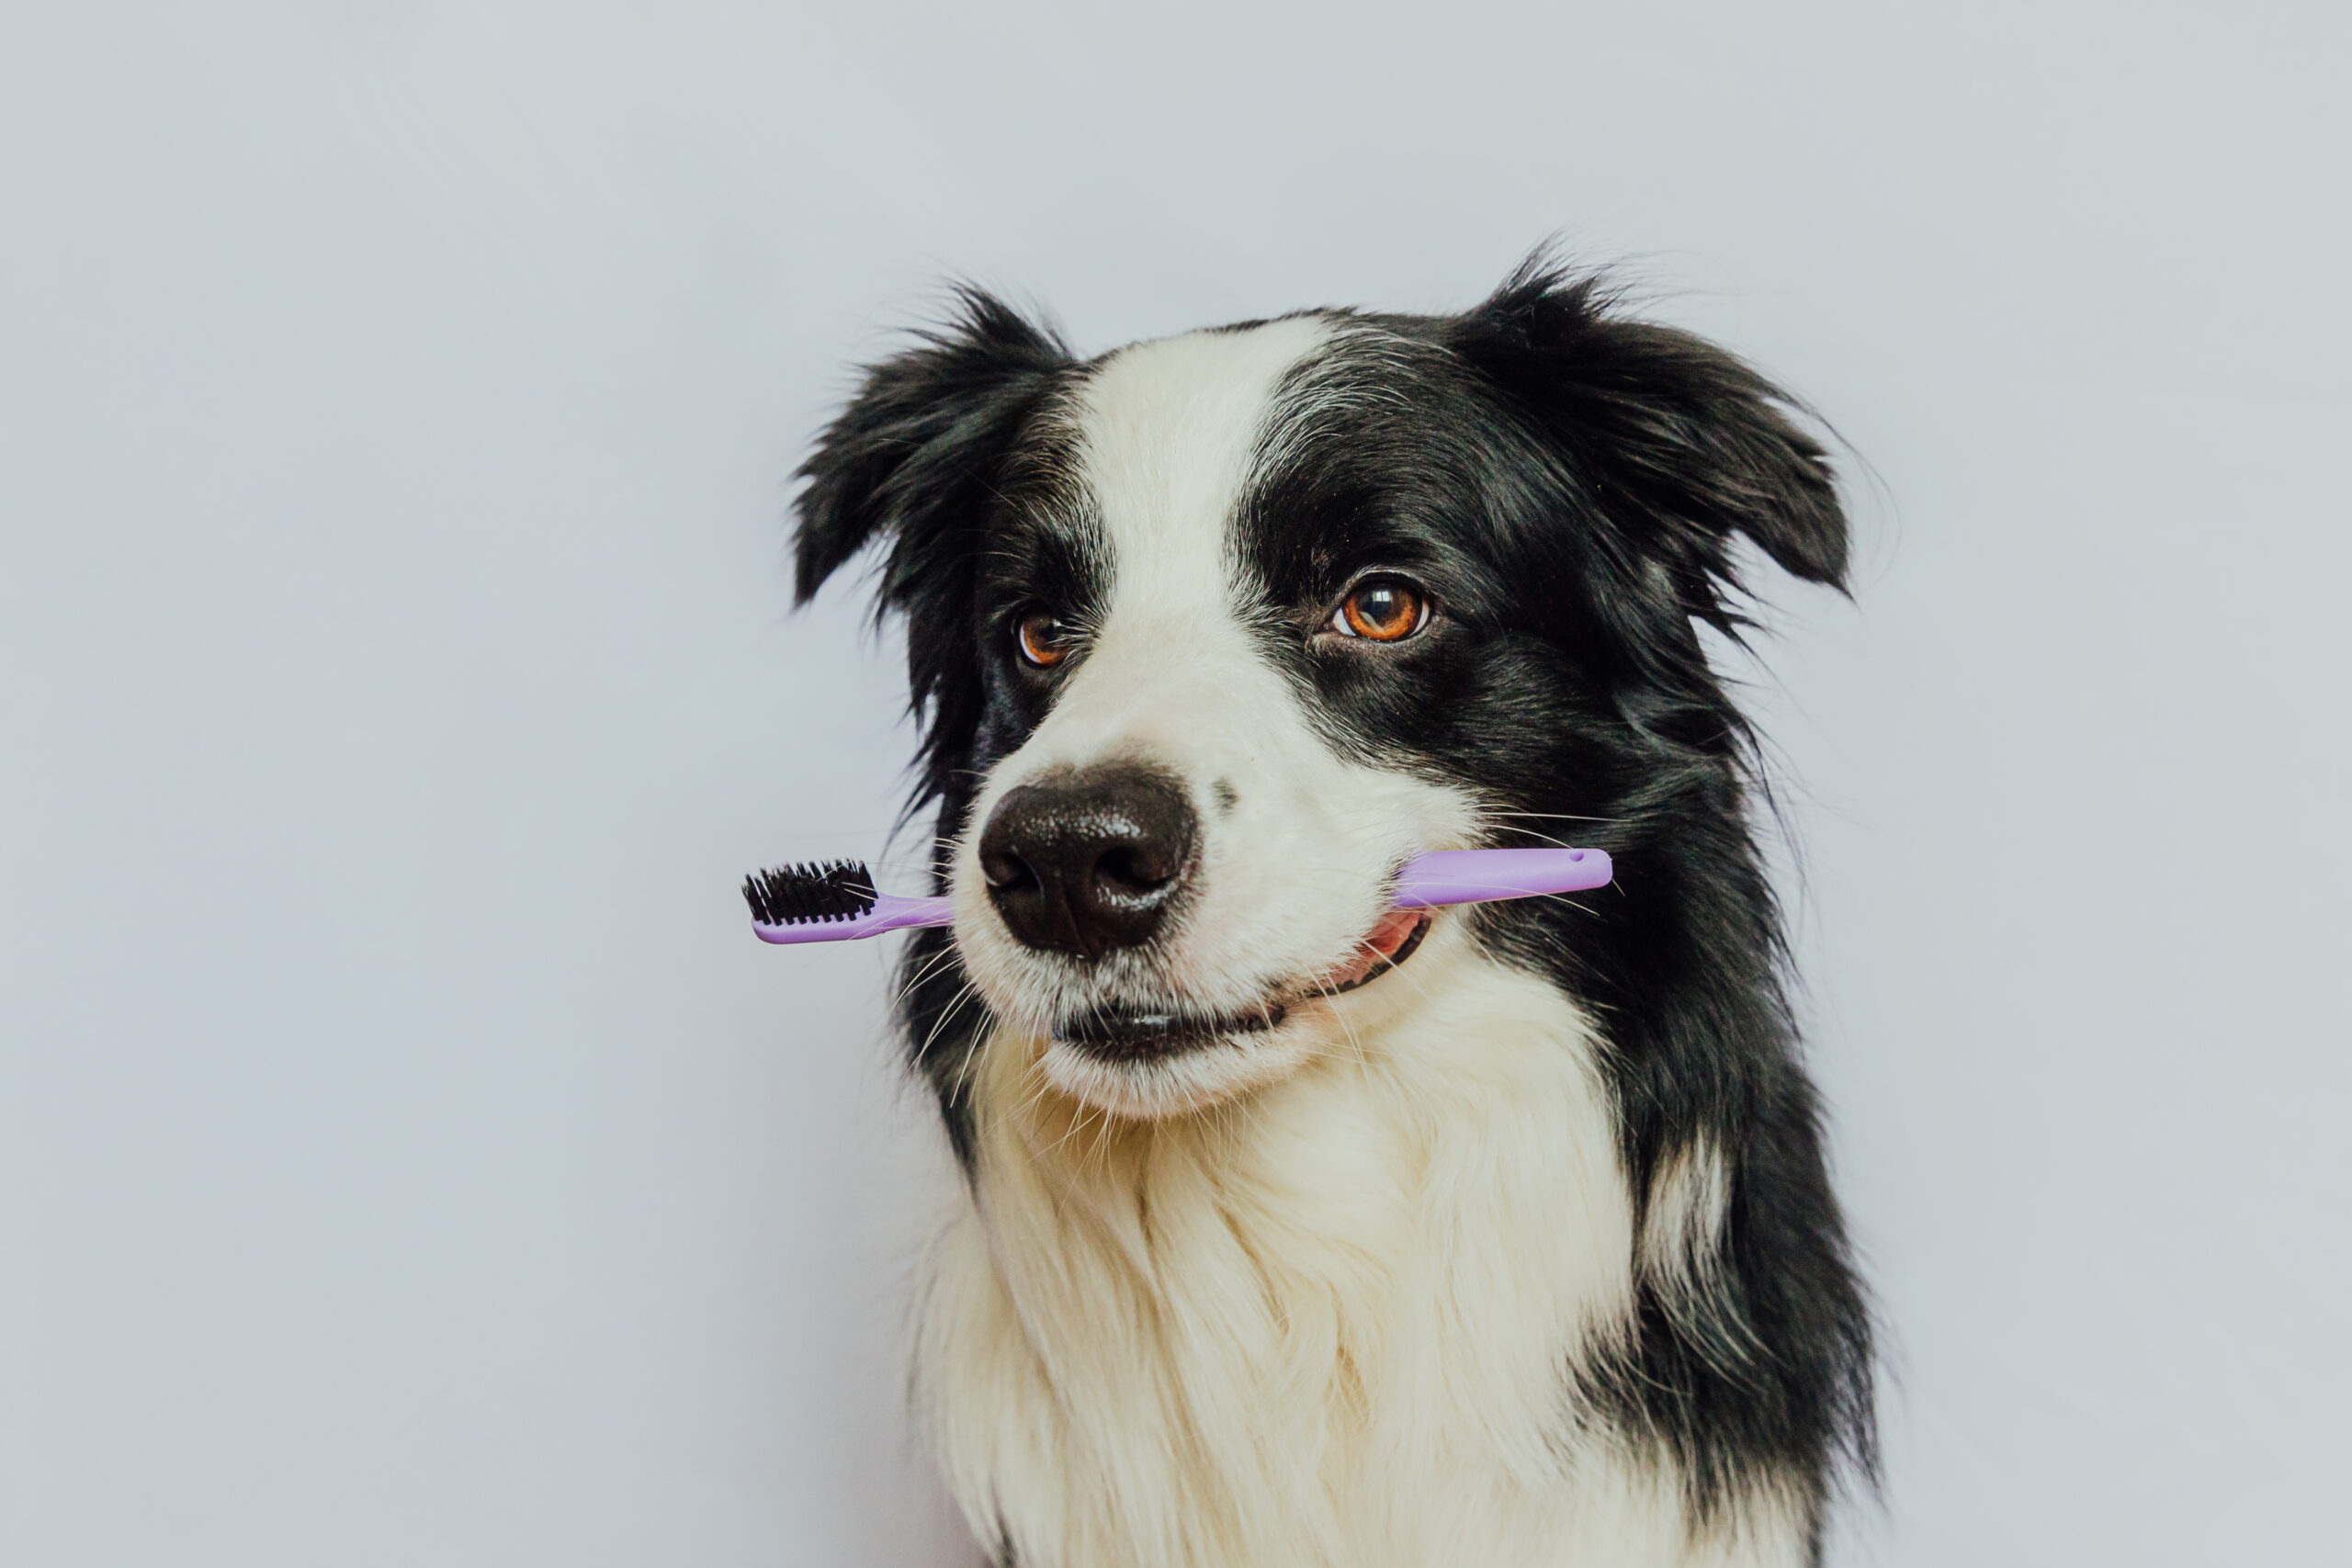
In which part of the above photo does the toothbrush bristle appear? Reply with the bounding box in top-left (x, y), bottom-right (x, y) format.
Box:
top-left (742, 859), bottom-right (878, 926)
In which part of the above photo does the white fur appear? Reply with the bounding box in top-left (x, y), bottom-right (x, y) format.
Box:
top-left (920, 324), bottom-right (1804, 1566)
top-left (1644, 1140), bottom-right (1732, 1321)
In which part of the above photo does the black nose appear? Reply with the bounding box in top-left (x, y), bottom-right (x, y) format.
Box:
top-left (978, 764), bottom-right (1197, 959)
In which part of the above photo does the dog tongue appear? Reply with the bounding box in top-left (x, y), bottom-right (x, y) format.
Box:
top-left (1327, 909), bottom-right (1427, 992)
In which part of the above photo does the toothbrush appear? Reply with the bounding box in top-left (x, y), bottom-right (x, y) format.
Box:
top-left (742, 846), bottom-right (1613, 945)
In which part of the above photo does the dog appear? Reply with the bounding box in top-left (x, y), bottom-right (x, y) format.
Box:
top-left (790, 258), bottom-right (1874, 1566)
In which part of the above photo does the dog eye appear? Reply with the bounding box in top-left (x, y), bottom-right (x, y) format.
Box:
top-left (1331, 578), bottom-right (1429, 642)
top-left (1013, 609), bottom-right (1074, 669)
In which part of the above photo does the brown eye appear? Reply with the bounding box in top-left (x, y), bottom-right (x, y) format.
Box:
top-left (1333, 578), bottom-right (1429, 642)
top-left (1014, 609), bottom-right (1072, 669)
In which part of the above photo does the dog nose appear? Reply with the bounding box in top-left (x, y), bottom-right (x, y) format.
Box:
top-left (978, 764), bottom-right (1197, 959)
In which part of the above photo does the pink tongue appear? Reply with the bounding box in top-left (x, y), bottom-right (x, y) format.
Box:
top-left (1327, 909), bottom-right (1427, 991)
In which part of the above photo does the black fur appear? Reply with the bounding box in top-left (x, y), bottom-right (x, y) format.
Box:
top-left (792, 257), bottom-right (1874, 1551)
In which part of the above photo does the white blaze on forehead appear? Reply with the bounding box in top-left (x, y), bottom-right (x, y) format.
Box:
top-left (1073, 317), bottom-right (1331, 635)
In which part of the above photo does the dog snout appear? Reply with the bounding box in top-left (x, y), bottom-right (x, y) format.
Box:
top-left (978, 764), bottom-right (1196, 959)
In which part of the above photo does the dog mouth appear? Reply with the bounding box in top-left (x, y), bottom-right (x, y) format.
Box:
top-left (1322, 908), bottom-right (1430, 995)
top-left (1054, 1002), bottom-right (1289, 1061)
top-left (1050, 910), bottom-right (1431, 1062)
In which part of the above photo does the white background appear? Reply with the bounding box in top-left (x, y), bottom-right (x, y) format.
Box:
top-left (5, 4), bottom-right (2346, 1563)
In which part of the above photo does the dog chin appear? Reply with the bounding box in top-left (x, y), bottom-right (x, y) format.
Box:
top-left (1036, 1021), bottom-right (1319, 1120)
top-left (976, 910), bottom-right (1438, 1122)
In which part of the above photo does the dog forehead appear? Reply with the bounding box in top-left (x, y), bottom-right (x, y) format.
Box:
top-left (1069, 317), bottom-right (1332, 593)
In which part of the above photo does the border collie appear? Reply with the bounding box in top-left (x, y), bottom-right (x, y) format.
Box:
top-left (791, 258), bottom-right (1874, 1566)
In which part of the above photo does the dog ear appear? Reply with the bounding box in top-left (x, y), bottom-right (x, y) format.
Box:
top-left (1449, 258), bottom-right (1848, 607)
top-left (795, 291), bottom-right (1070, 821)
top-left (794, 288), bottom-right (1071, 608)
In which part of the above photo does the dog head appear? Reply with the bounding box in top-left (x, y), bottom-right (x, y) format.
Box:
top-left (794, 262), bottom-right (1846, 1122)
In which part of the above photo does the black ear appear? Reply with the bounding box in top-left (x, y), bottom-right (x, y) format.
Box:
top-left (793, 288), bottom-right (1071, 608)
top-left (795, 290), bottom-right (1070, 818)
top-left (1449, 258), bottom-right (1848, 606)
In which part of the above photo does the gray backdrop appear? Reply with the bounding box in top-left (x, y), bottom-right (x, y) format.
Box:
top-left (5, 4), bottom-right (2346, 1563)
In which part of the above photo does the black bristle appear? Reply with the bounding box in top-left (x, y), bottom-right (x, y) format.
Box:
top-left (742, 859), bottom-right (878, 925)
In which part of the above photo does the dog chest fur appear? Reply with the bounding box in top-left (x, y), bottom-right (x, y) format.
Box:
top-left (918, 928), bottom-right (1803, 1568)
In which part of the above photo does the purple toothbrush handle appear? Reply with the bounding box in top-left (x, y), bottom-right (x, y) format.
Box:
top-left (752, 892), bottom-right (953, 945)
top-left (750, 848), bottom-right (1611, 944)
top-left (1391, 846), bottom-right (1613, 908)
